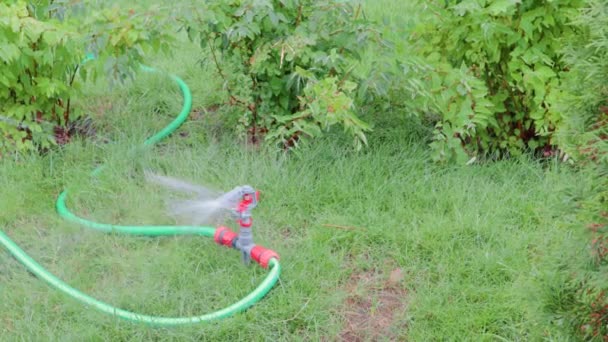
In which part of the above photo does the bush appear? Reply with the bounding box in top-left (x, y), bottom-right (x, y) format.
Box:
top-left (404, 0), bottom-right (584, 163)
top-left (548, 1), bottom-right (608, 339)
top-left (555, 0), bottom-right (608, 166)
top-left (0, 1), bottom-right (83, 153)
top-left (183, 0), bottom-right (385, 150)
top-left (0, 0), bottom-right (175, 157)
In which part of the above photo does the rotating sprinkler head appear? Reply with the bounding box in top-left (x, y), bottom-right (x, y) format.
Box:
top-left (146, 172), bottom-right (278, 267)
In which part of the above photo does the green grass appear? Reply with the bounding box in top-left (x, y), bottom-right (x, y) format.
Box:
top-left (0, 74), bottom-right (586, 340)
top-left (0, 0), bottom-right (592, 340)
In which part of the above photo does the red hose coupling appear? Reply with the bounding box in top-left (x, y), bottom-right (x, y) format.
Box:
top-left (250, 245), bottom-right (279, 268)
top-left (214, 226), bottom-right (237, 247)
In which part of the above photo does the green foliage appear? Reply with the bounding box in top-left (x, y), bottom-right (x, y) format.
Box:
top-left (555, 0), bottom-right (608, 166)
top-left (80, 3), bottom-right (176, 83)
top-left (0, 1), bottom-right (83, 153)
top-left (548, 1), bottom-right (608, 339)
top-left (407, 0), bottom-right (583, 163)
top-left (183, 0), bottom-right (382, 150)
top-left (0, 0), bottom-right (176, 156)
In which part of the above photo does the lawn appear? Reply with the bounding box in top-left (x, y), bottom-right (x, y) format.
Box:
top-left (0, 0), bottom-right (592, 340)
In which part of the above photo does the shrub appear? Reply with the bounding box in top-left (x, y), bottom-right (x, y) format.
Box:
top-left (555, 0), bottom-right (608, 166)
top-left (0, 0), bottom-right (175, 156)
top-left (79, 3), bottom-right (176, 84)
top-left (548, 1), bottom-right (608, 339)
top-left (183, 0), bottom-right (385, 150)
top-left (0, 1), bottom-right (83, 153)
top-left (406, 0), bottom-right (584, 163)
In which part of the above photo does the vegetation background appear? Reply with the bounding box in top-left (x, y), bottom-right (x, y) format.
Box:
top-left (1, 0), bottom-right (606, 340)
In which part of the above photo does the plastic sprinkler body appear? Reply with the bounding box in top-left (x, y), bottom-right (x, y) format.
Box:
top-left (234, 186), bottom-right (258, 265)
top-left (213, 186), bottom-right (279, 268)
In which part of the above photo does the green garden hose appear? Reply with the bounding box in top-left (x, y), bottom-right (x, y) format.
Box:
top-left (0, 65), bottom-right (281, 326)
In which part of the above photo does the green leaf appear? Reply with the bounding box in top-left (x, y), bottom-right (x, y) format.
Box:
top-left (452, 0), bottom-right (482, 16)
top-left (486, 0), bottom-right (521, 16)
top-left (43, 30), bottom-right (63, 46)
top-left (0, 44), bottom-right (20, 63)
top-left (23, 19), bottom-right (46, 41)
top-left (9, 16), bottom-right (21, 33)
top-left (535, 65), bottom-right (556, 80)
top-left (269, 77), bottom-right (283, 95)
top-left (342, 80), bottom-right (357, 93)
top-left (279, 95), bottom-right (289, 110)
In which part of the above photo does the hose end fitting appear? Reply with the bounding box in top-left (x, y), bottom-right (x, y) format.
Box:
top-left (214, 226), bottom-right (237, 247)
top-left (250, 245), bottom-right (279, 268)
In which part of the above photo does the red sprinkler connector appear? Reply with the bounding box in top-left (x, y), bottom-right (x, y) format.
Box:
top-left (250, 245), bottom-right (279, 268)
top-left (214, 226), bottom-right (237, 247)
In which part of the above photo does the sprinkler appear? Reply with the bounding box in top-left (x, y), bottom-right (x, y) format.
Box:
top-left (0, 64), bottom-right (282, 326)
top-left (145, 173), bottom-right (280, 269)
top-left (215, 186), bottom-right (279, 268)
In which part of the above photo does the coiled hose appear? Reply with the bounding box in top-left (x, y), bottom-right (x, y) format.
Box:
top-left (0, 65), bottom-right (281, 326)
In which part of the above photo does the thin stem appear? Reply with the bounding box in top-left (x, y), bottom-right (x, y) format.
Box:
top-left (64, 64), bottom-right (81, 125)
top-left (295, 5), bottom-right (303, 26)
top-left (208, 36), bottom-right (248, 107)
top-left (208, 36), bottom-right (228, 85)
top-left (354, 4), bottom-right (361, 20)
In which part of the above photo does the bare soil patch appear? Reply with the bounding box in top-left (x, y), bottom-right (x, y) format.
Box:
top-left (340, 267), bottom-right (408, 341)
